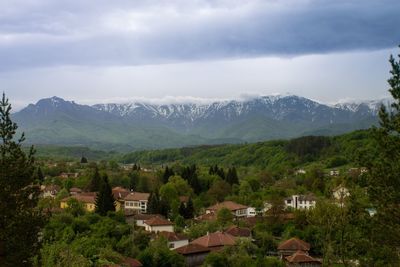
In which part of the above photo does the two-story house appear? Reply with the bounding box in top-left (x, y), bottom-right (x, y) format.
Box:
top-left (285, 194), bottom-right (316, 210)
top-left (205, 201), bottom-right (252, 218)
top-left (124, 192), bottom-right (150, 214)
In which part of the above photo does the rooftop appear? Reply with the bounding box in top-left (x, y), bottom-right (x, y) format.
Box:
top-left (191, 231), bottom-right (236, 248)
top-left (158, 231), bottom-right (188, 242)
top-left (206, 201), bottom-right (248, 212)
top-left (278, 237), bottom-right (311, 252)
top-left (285, 251), bottom-right (321, 264)
top-left (124, 192), bottom-right (150, 201)
top-left (174, 243), bottom-right (211, 255)
top-left (144, 217), bottom-right (173, 226)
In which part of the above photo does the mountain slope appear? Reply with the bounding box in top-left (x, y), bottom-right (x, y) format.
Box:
top-left (13, 95), bottom-right (384, 151)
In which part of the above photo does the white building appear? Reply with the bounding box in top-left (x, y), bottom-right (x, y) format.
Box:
top-left (285, 195), bottom-right (316, 210)
top-left (330, 170), bottom-right (340, 176)
top-left (143, 217), bottom-right (174, 233)
top-left (333, 186), bottom-right (350, 201)
top-left (205, 201), bottom-right (254, 218)
top-left (159, 231), bottom-right (189, 249)
top-left (124, 192), bottom-right (150, 214)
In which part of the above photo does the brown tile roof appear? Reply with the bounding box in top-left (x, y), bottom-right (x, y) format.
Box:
top-left (179, 196), bottom-right (189, 203)
top-left (174, 243), bottom-right (211, 255)
top-left (62, 192), bottom-right (96, 204)
top-left (195, 212), bottom-right (217, 222)
top-left (159, 231), bottom-right (188, 242)
top-left (285, 251), bottom-right (321, 264)
top-left (144, 217), bottom-right (173, 226)
top-left (112, 187), bottom-right (129, 199)
top-left (103, 257), bottom-right (143, 267)
top-left (278, 238), bottom-right (310, 252)
top-left (206, 201), bottom-right (248, 212)
top-left (133, 214), bottom-right (164, 221)
top-left (69, 187), bottom-right (82, 193)
top-left (124, 192), bottom-right (150, 201)
top-left (224, 225), bottom-right (251, 238)
top-left (191, 231), bottom-right (236, 248)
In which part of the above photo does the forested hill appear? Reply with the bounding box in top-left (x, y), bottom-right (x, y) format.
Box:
top-left (119, 129), bottom-right (374, 171)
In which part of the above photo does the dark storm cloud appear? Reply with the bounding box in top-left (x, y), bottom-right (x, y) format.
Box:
top-left (0, 0), bottom-right (399, 70)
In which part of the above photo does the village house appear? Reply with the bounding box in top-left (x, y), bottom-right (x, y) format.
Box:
top-left (123, 192), bottom-right (150, 214)
top-left (174, 243), bottom-right (211, 267)
top-left (224, 225), bottom-right (252, 239)
top-left (191, 231), bottom-right (236, 251)
top-left (129, 214), bottom-right (165, 227)
top-left (285, 250), bottom-right (322, 267)
top-left (69, 187), bottom-right (82, 195)
top-left (40, 184), bottom-right (60, 198)
top-left (295, 169), bottom-right (307, 175)
top-left (332, 185), bottom-right (350, 202)
top-left (143, 217), bottom-right (174, 233)
top-left (205, 201), bottom-right (253, 218)
top-left (158, 231), bottom-right (189, 249)
top-left (277, 237), bottom-right (311, 258)
top-left (329, 169), bottom-right (340, 176)
top-left (112, 187), bottom-right (129, 210)
top-left (284, 195), bottom-right (316, 210)
top-left (60, 192), bottom-right (97, 212)
top-left (60, 172), bottom-right (79, 179)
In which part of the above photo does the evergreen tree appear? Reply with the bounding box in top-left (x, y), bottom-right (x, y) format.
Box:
top-left (178, 202), bottom-right (186, 218)
top-left (189, 172), bottom-right (201, 195)
top-left (226, 167), bottom-right (239, 185)
top-left (362, 47), bottom-right (400, 264)
top-left (128, 170), bottom-right (139, 191)
top-left (162, 166), bottom-right (174, 184)
top-left (185, 197), bottom-right (195, 219)
top-left (80, 156), bottom-right (88, 164)
top-left (95, 174), bottom-right (115, 216)
top-left (87, 166), bottom-right (102, 192)
top-left (132, 163), bottom-right (138, 171)
top-left (147, 191), bottom-right (160, 214)
top-left (36, 166), bottom-right (45, 183)
top-left (0, 93), bottom-right (45, 266)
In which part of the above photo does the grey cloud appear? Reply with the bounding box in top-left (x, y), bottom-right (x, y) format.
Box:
top-left (0, 0), bottom-right (399, 71)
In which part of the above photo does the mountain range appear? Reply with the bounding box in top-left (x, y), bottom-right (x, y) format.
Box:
top-left (12, 95), bottom-right (387, 152)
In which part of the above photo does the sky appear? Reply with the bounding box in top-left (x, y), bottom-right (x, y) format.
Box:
top-left (1, 0), bottom-right (399, 110)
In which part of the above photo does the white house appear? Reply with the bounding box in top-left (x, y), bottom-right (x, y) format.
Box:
top-left (330, 170), bottom-right (340, 176)
top-left (143, 217), bottom-right (174, 233)
top-left (247, 207), bottom-right (257, 217)
top-left (159, 231), bottom-right (189, 249)
top-left (295, 169), bottom-right (307, 175)
top-left (333, 185), bottom-right (350, 201)
top-left (124, 192), bottom-right (150, 214)
top-left (205, 201), bottom-right (253, 218)
top-left (285, 195), bottom-right (316, 210)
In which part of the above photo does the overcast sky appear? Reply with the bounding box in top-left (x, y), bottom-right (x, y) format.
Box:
top-left (1, 0), bottom-right (399, 110)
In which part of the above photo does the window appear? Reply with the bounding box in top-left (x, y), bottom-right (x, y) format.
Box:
top-left (169, 243), bottom-right (175, 248)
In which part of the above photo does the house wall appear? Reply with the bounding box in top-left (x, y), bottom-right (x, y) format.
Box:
top-left (184, 252), bottom-right (210, 267)
top-left (168, 239), bottom-right (189, 250)
top-left (125, 200), bottom-right (147, 213)
top-left (145, 225), bottom-right (174, 233)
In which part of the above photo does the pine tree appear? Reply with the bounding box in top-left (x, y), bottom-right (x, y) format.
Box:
top-left (147, 191), bottom-right (160, 214)
top-left (178, 202), bottom-right (186, 218)
top-left (0, 93), bottom-right (45, 266)
top-left (226, 167), bottom-right (239, 185)
top-left (36, 166), bottom-right (45, 183)
top-left (129, 170), bottom-right (139, 191)
top-left (361, 47), bottom-right (400, 264)
top-left (185, 197), bottom-right (195, 219)
top-left (80, 156), bottom-right (88, 164)
top-left (162, 166), bottom-right (174, 184)
top-left (95, 174), bottom-right (115, 216)
top-left (87, 166), bottom-right (102, 192)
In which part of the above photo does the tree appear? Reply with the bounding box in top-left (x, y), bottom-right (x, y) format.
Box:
top-left (360, 47), bottom-right (400, 264)
top-left (185, 197), bottom-right (195, 219)
top-left (95, 174), bottom-right (116, 216)
top-left (178, 202), bottom-right (186, 218)
top-left (80, 156), bottom-right (88, 164)
top-left (217, 208), bottom-right (233, 227)
top-left (129, 170), bottom-right (139, 191)
top-left (87, 167), bottom-right (102, 192)
top-left (35, 166), bottom-right (45, 183)
top-left (226, 167), bottom-right (239, 185)
top-left (162, 166), bottom-right (174, 184)
top-left (207, 179), bottom-right (231, 203)
top-left (0, 93), bottom-right (45, 266)
top-left (147, 191), bottom-right (160, 214)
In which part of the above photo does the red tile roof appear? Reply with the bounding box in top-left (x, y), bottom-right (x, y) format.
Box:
top-left (206, 201), bottom-right (248, 212)
top-left (112, 187), bottom-right (129, 199)
top-left (285, 251), bottom-right (321, 264)
top-left (159, 231), bottom-right (188, 242)
top-left (144, 217), bottom-right (173, 226)
top-left (224, 225), bottom-right (251, 238)
top-left (195, 212), bottom-right (217, 222)
top-left (62, 192), bottom-right (97, 204)
top-left (191, 231), bottom-right (236, 249)
top-left (174, 243), bottom-right (211, 255)
top-left (124, 192), bottom-right (150, 201)
top-left (133, 214), bottom-right (164, 221)
top-left (278, 238), bottom-right (310, 251)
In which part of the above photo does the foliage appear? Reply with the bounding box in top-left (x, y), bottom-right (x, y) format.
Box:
top-left (95, 174), bottom-right (116, 215)
top-left (0, 93), bottom-right (45, 266)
